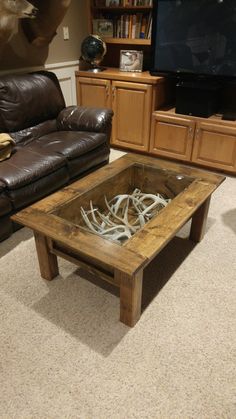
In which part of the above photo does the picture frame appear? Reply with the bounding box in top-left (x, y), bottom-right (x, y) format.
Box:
top-left (106, 0), bottom-right (120, 5)
top-left (92, 19), bottom-right (113, 37)
top-left (119, 50), bottom-right (143, 72)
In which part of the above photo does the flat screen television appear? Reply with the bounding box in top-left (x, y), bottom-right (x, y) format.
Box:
top-left (150, 0), bottom-right (236, 80)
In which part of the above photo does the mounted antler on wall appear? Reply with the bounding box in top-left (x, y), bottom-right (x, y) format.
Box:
top-left (22, 0), bottom-right (71, 47)
top-left (0, 0), bottom-right (37, 46)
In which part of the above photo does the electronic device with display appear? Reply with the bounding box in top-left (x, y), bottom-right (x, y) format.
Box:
top-left (150, 0), bottom-right (236, 118)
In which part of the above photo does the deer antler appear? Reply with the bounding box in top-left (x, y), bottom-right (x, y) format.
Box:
top-left (80, 189), bottom-right (171, 245)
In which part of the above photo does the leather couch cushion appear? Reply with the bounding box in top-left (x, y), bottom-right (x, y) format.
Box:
top-left (57, 106), bottom-right (113, 134)
top-left (0, 180), bottom-right (12, 216)
top-left (0, 215), bottom-right (13, 240)
top-left (11, 120), bottom-right (58, 146)
top-left (8, 166), bottom-right (69, 210)
top-left (26, 131), bottom-right (108, 160)
top-left (0, 180), bottom-right (5, 191)
top-left (0, 71), bottom-right (65, 133)
top-left (0, 148), bottom-right (66, 190)
top-left (67, 143), bottom-right (110, 179)
top-left (0, 193), bottom-right (12, 216)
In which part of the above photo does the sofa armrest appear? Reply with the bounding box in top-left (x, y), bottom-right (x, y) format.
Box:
top-left (57, 105), bottom-right (113, 134)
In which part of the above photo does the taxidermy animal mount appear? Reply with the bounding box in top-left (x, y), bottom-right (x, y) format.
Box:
top-left (22, 0), bottom-right (71, 47)
top-left (0, 0), bottom-right (37, 45)
top-left (0, 0), bottom-right (71, 50)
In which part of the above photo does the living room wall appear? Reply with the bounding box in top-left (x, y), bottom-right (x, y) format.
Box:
top-left (0, 0), bottom-right (88, 71)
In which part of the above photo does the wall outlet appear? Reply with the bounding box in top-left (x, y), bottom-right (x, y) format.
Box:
top-left (63, 26), bottom-right (69, 40)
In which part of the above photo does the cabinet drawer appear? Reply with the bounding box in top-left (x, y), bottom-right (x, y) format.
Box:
top-left (192, 122), bottom-right (236, 172)
top-left (149, 113), bottom-right (195, 161)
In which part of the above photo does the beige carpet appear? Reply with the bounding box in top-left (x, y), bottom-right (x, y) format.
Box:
top-left (0, 150), bottom-right (235, 419)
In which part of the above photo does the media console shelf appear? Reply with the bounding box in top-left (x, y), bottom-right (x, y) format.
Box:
top-left (76, 69), bottom-right (235, 174)
top-left (150, 107), bottom-right (236, 174)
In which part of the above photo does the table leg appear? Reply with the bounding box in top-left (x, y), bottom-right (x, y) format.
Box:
top-left (190, 196), bottom-right (211, 242)
top-left (34, 232), bottom-right (59, 280)
top-left (115, 269), bottom-right (143, 327)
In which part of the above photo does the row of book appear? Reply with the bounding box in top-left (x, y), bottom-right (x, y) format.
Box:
top-left (93, 12), bottom-right (152, 39)
top-left (94, 0), bottom-right (152, 7)
top-left (116, 13), bottom-right (152, 39)
top-left (118, 0), bottom-right (153, 5)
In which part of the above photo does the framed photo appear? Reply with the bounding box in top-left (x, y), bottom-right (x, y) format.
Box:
top-left (92, 19), bottom-right (113, 37)
top-left (119, 50), bottom-right (143, 72)
top-left (106, 0), bottom-right (120, 5)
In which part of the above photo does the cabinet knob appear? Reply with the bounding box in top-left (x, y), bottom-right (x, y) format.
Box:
top-left (112, 86), bottom-right (115, 99)
top-left (188, 126), bottom-right (193, 138)
top-left (106, 85), bottom-right (109, 97)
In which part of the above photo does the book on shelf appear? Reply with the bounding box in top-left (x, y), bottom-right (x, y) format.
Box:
top-left (135, 13), bottom-right (142, 38)
top-left (105, 0), bottom-right (120, 6)
top-left (145, 12), bottom-right (152, 38)
top-left (94, 0), bottom-right (153, 6)
top-left (131, 0), bottom-right (153, 5)
top-left (120, 14), bottom-right (124, 37)
top-left (147, 15), bottom-right (152, 38)
top-left (131, 14), bottom-right (136, 39)
top-left (110, 11), bottom-right (152, 39)
top-left (139, 15), bottom-right (146, 38)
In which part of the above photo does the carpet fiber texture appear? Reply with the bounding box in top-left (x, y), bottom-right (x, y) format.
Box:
top-left (0, 150), bottom-right (235, 418)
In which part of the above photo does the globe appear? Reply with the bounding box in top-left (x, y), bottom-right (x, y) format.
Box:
top-left (81, 35), bottom-right (107, 72)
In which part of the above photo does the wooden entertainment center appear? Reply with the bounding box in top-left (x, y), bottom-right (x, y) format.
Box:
top-left (76, 1), bottom-right (236, 175)
top-left (150, 105), bottom-right (236, 174)
top-left (76, 68), bottom-right (236, 174)
top-left (76, 68), bottom-right (167, 153)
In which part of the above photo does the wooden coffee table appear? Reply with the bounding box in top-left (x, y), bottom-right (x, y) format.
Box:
top-left (12, 153), bottom-right (225, 326)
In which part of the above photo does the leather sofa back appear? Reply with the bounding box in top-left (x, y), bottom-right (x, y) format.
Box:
top-left (0, 71), bottom-right (65, 133)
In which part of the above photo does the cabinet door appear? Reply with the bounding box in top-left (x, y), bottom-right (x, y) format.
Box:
top-left (76, 77), bottom-right (111, 108)
top-left (192, 121), bottom-right (236, 172)
top-left (111, 81), bottom-right (152, 151)
top-left (149, 113), bottom-right (195, 161)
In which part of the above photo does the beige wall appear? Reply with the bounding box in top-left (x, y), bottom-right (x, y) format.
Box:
top-left (46, 0), bottom-right (88, 65)
top-left (0, 0), bottom-right (88, 71)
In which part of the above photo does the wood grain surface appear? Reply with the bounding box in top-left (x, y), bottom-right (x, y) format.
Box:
top-left (12, 153), bottom-right (225, 326)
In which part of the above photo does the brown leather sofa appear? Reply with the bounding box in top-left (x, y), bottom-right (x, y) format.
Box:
top-left (0, 71), bottom-right (113, 241)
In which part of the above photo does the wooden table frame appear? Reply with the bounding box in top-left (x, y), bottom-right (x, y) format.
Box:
top-left (12, 154), bottom-right (225, 327)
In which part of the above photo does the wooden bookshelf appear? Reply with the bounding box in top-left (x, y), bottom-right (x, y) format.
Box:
top-left (87, 0), bottom-right (153, 68)
top-left (92, 6), bottom-right (153, 11)
top-left (103, 37), bottom-right (150, 45)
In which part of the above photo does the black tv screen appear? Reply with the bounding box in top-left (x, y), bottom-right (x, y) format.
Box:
top-left (151, 0), bottom-right (236, 79)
